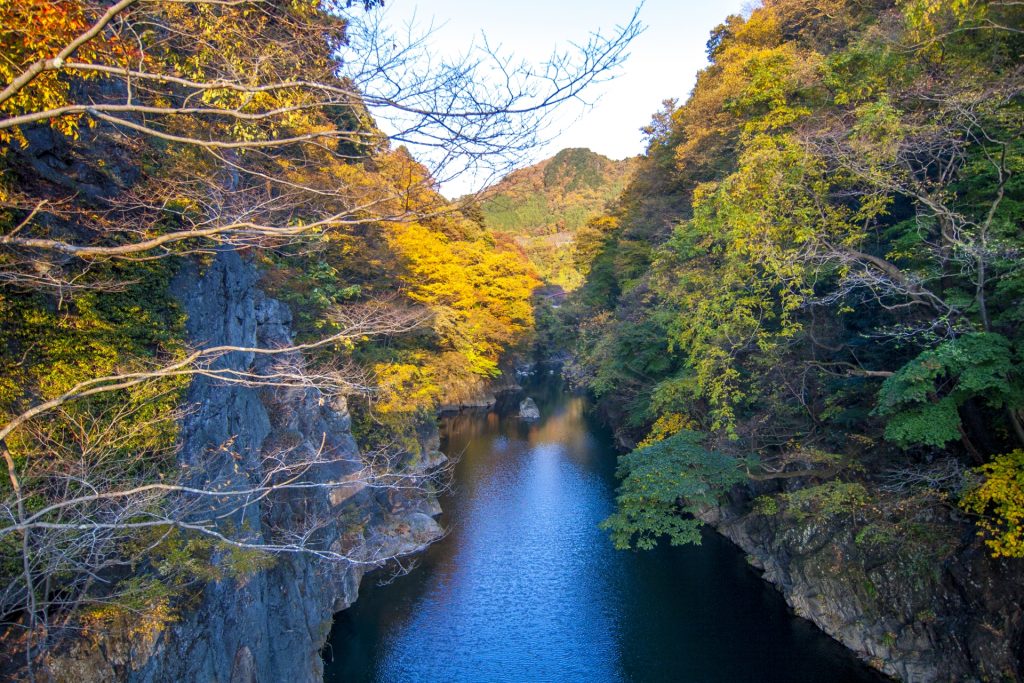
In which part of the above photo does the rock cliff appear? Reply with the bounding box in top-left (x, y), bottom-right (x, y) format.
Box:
top-left (594, 401), bottom-right (1023, 682)
top-left (44, 250), bottom-right (444, 682)
top-left (700, 486), bottom-right (1024, 682)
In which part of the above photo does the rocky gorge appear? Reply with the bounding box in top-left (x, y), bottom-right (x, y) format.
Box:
top-left (2, 1), bottom-right (1023, 680)
top-left (24, 252), bottom-right (1024, 683)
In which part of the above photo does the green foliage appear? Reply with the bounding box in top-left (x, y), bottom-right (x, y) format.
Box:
top-left (875, 333), bottom-right (1023, 448)
top-left (600, 431), bottom-right (747, 550)
top-left (588, 314), bottom-right (675, 402)
top-left (0, 259), bottom-right (185, 408)
top-left (262, 251), bottom-right (362, 339)
top-left (570, 0), bottom-right (1024, 556)
top-left (144, 528), bottom-right (276, 585)
top-left (0, 260), bottom-right (187, 490)
top-left (752, 495), bottom-right (779, 516)
top-left (780, 481), bottom-right (870, 523)
top-left (532, 294), bottom-right (569, 359)
top-left (484, 194), bottom-right (551, 234)
top-left (855, 523), bottom-right (898, 548)
top-left (479, 148), bottom-right (636, 289)
top-left (543, 147), bottom-right (610, 192)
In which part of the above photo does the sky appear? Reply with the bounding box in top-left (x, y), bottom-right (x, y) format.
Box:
top-left (371, 1), bottom-right (750, 196)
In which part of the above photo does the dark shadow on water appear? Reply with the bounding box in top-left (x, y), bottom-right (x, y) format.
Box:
top-left (322, 379), bottom-right (890, 683)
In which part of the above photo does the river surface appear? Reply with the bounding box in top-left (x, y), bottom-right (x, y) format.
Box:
top-left (323, 380), bottom-right (887, 683)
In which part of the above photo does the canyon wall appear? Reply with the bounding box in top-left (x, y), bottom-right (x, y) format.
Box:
top-left (45, 250), bottom-right (445, 682)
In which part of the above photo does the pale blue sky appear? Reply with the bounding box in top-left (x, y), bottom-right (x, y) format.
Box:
top-left (372, 1), bottom-right (751, 195)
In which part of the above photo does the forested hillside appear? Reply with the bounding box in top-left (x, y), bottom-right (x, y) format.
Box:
top-left (479, 148), bottom-right (636, 289)
top-left (567, 0), bottom-right (1024, 677)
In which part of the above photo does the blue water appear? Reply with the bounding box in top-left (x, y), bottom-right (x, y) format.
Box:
top-left (323, 381), bottom-right (888, 683)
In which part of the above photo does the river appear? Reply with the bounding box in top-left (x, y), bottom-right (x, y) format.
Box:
top-left (322, 379), bottom-right (888, 682)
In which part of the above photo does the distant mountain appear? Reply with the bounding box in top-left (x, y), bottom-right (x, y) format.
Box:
top-left (478, 148), bottom-right (637, 289)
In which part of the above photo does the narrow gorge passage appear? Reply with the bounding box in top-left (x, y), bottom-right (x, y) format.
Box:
top-left (323, 380), bottom-right (888, 683)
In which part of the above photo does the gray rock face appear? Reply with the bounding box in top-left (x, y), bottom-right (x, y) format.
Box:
top-left (518, 397), bottom-right (541, 421)
top-left (700, 490), bottom-right (1024, 682)
top-left (45, 250), bottom-right (443, 682)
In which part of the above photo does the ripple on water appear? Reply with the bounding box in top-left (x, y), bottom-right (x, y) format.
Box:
top-left (323, 384), bottom-right (890, 683)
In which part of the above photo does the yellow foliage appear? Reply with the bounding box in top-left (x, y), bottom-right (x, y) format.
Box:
top-left (900, 0), bottom-right (983, 38)
top-left (79, 578), bottom-right (177, 649)
top-left (372, 360), bottom-right (443, 415)
top-left (638, 412), bottom-right (695, 448)
top-left (386, 221), bottom-right (538, 379)
top-left (961, 450), bottom-right (1024, 558)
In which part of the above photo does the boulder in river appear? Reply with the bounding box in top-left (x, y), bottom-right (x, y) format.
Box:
top-left (518, 397), bottom-right (540, 421)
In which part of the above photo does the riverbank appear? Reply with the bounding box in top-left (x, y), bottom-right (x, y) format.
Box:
top-left (700, 477), bottom-right (1024, 681)
top-left (588, 398), bottom-right (1024, 681)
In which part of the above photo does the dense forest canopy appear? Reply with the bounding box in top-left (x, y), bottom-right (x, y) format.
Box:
top-left (563, 0), bottom-right (1024, 559)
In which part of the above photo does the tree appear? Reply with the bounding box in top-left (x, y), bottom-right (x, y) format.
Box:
top-left (961, 449), bottom-right (1024, 558)
top-left (874, 333), bottom-right (1023, 454)
top-left (568, 0), bottom-right (1024, 555)
top-left (0, 0), bottom-right (641, 288)
top-left (600, 430), bottom-right (747, 550)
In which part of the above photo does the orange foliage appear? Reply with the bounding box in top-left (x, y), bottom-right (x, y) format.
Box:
top-left (0, 0), bottom-right (132, 142)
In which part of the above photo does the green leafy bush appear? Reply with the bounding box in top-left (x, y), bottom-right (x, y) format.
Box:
top-left (601, 431), bottom-right (747, 549)
top-left (875, 333), bottom-right (1023, 448)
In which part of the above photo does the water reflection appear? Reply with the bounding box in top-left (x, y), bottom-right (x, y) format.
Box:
top-left (323, 381), bottom-right (888, 683)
